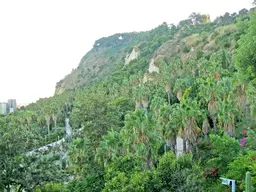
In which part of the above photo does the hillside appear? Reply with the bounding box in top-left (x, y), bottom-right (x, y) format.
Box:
top-left (55, 32), bottom-right (142, 94)
top-left (55, 23), bottom-right (179, 94)
top-left (3, 8), bottom-right (256, 192)
top-left (55, 11), bottom-right (247, 95)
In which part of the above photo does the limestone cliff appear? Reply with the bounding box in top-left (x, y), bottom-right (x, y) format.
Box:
top-left (125, 47), bottom-right (140, 65)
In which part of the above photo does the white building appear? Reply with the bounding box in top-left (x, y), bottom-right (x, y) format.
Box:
top-left (0, 102), bottom-right (8, 115)
top-left (8, 99), bottom-right (17, 113)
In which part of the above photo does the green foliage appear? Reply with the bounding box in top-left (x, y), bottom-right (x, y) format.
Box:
top-left (247, 129), bottom-right (256, 150)
top-left (205, 183), bottom-right (227, 192)
top-left (121, 109), bottom-right (162, 168)
top-left (235, 11), bottom-right (256, 85)
top-left (3, 7), bottom-right (256, 192)
top-left (225, 151), bottom-right (256, 191)
top-left (205, 134), bottom-right (240, 176)
top-left (102, 155), bottom-right (156, 192)
top-left (36, 183), bottom-right (67, 192)
top-left (183, 45), bottom-right (191, 53)
top-left (155, 152), bottom-right (205, 191)
top-left (0, 116), bottom-right (66, 191)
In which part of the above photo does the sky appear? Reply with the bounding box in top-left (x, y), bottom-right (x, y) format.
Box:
top-left (0, 0), bottom-right (253, 105)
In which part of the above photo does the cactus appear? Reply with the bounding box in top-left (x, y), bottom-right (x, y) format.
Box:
top-left (244, 172), bottom-right (254, 192)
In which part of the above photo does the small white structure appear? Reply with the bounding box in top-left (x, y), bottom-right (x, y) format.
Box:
top-left (0, 102), bottom-right (8, 115)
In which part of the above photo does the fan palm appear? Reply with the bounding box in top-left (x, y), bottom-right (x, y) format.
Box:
top-left (121, 109), bottom-right (162, 169)
top-left (96, 129), bottom-right (121, 166)
top-left (197, 77), bottom-right (221, 134)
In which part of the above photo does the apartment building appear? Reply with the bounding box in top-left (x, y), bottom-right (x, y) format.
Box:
top-left (0, 99), bottom-right (17, 115)
top-left (0, 102), bottom-right (8, 115)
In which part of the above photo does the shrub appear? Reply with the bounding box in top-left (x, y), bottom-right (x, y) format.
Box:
top-left (35, 183), bottom-right (67, 192)
top-left (183, 45), bottom-right (191, 53)
top-left (225, 151), bottom-right (256, 191)
top-left (204, 134), bottom-right (240, 177)
top-left (155, 152), bottom-right (205, 191)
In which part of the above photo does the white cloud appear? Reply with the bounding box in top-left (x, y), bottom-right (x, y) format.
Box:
top-left (0, 0), bottom-right (253, 104)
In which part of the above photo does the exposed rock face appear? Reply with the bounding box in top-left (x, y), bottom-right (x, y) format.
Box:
top-left (143, 73), bottom-right (148, 83)
top-left (125, 47), bottom-right (140, 65)
top-left (148, 59), bottom-right (159, 73)
top-left (55, 32), bottom-right (141, 94)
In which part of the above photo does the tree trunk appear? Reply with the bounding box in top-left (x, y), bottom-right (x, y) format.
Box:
top-left (212, 114), bottom-right (217, 135)
top-left (246, 103), bottom-right (250, 120)
top-left (167, 91), bottom-right (171, 105)
top-left (146, 157), bottom-right (152, 170)
top-left (171, 139), bottom-right (176, 154)
top-left (164, 144), bottom-right (167, 153)
top-left (195, 143), bottom-right (199, 158)
top-left (52, 114), bottom-right (57, 128)
top-left (47, 124), bottom-right (50, 135)
top-left (183, 139), bottom-right (187, 153)
top-left (164, 139), bottom-right (173, 153)
top-left (176, 91), bottom-right (182, 101)
top-left (54, 120), bottom-right (57, 128)
top-left (189, 141), bottom-right (193, 153)
top-left (135, 101), bottom-right (142, 109)
top-left (7, 187), bottom-right (11, 192)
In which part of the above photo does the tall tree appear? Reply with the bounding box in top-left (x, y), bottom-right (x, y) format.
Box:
top-left (197, 77), bottom-right (221, 134)
top-left (0, 116), bottom-right (65, 192)
top-left (235, 10), bottom-right (256, 86)
top-left (121, 109), bottom-right (162, 169)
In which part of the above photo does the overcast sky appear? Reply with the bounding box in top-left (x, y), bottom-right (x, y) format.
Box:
top-left (0, 0), bottom-right (253, 105)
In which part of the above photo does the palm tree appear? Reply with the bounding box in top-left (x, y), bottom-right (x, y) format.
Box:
top-left (216, 77), bottom-right (239, 137)
top-left (96, 129), bottom-right (121, 166)
top-left (158, 62), bottom-right (176, 105)
top-left (50, 100), bottom-right (60, 129)
top-left (43, 105), bottom-right (52, 134)
top-left (16, 111), bottom-right (27, 128)
top-left (170, 103), bottom-right (187, 153)
top-left (179, 99), bottom-right (202, 153)
top-left (26, 111), bottom-right (33, 127)
top-left (186, 59), bottom-right (198, 77)
top-left (140, 84), bottom-right (151, 117)
top-left (150, 96), bottom-right (166, 118)
top-left (158, 104), bottom-right (178, 153)
top-left (130, 74), bottom-right (141, 89)
top-left (202, 116), bottom-right (210, 139)
top-left (173, 77), bottom-right (192, 101)
top-left (121, 77), bottom-right (132, 97)
top-left (197, 77), bottom-right (221, 134)
top-left (217, 97), bottom-right (237, 137)
top-left (134, 86), bottom-right (143, 109)
top-left (108, 82), bottom-right (120, 97)
top-left (44, 115), bottom-right (51, 135)
top-left (234, 73), bottom-right (252, 120)
top-left (121, 109), bottom-right (162, 169)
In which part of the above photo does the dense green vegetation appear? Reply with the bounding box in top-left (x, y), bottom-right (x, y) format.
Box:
top-left (1, 7), bottom-right (256, 192)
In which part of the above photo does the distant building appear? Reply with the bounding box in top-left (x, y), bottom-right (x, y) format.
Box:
top-left (0, 102), bottom-right (8, 115)
top-left (0, 99), bottom-right (17, 115)
top-left (8, 99), bottom-right (17, 113)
